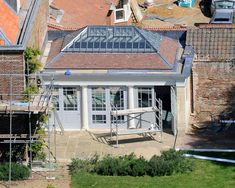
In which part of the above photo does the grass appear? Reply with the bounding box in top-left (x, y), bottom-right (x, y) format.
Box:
top-left (71, 159), bottom-right (235, 188)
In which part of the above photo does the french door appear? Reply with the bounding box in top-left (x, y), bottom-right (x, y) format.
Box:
top-left (89, 87), bottom-right (127, 128)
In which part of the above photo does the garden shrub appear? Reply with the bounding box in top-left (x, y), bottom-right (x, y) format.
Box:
top-left (131, 156), bottom-right (149, 176)
top-left (0, 163), bottom-right (30, 180)
top-left (148, 155), bottom-right (174, 176)
top-left (95, 155), bottom-right (119, 176)
top-left (69, 150), bottom-right (193, 177)
top-left (94, 153), bottom-right (149, 176)
top-left (69, 154), bottom-right (99, 175)
top-left (148, 149), bottom-right (193, 176)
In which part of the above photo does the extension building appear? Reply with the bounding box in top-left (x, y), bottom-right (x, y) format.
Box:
top-left (43, 25), bottom-right (194, 134)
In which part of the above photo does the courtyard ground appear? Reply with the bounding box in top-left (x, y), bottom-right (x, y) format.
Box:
top-left (137, 0), bottom-right (210, 27)
top-left (1, 125), bottom-right (235, 187)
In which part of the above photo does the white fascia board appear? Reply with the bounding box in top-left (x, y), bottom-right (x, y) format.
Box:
top-left (46, 80), bottom-right (168, 87)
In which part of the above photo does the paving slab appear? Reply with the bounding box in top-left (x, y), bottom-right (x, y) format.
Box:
top-left (48, 130), bottom-right (175, 161)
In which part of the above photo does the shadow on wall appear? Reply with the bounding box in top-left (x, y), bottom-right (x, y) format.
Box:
top-left (185, 85), bottom-right (235, 149)
top-left (0, 114), bottom-right (42, 162)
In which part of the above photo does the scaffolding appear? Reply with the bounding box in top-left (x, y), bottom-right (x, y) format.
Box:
top-left (110, 98), bottom-right (163, 147)
top-left (0, 73), bottom-right (62, 185)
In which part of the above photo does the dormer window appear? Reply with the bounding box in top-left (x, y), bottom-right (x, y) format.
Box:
top-left (114, 0), bottom-right (131, 23)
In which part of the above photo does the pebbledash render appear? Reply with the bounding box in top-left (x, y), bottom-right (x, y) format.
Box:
top-left (43, 25), bottom-right (194, 134)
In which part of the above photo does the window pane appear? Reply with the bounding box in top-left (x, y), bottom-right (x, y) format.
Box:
top-left (110, 87), bottom-right (124, 110)
top-left (107, 42), bottom-right (112, 48)
top-left (92, 88), bottom-right (106, 111)
top-left (133, 42), bottom-right (138, 49)
top-left (126, 42), bottom-right (132, 48)
top-left (110, 87), bottom-right (125, 123)
top-left (138, 88), bottom-right (152, 107)
top-left (94, 42), bottom-right (100, 49)
top-left (114, 42), bottom-right (119, 49)
top-left (139, 42), bottom-right (145, 49)
top-left (111, 115), bottom-right (124, 124)
top-left (120, 42), bottom-right (125, 49)
top-left (100, 42), bottom-right (106, 48)
top-left (81, 42), bottom-right (87, 48)
top-left (92, 115), bottom-right (106, 124)
top-left (74, 42), bottom-right (80, 48)
top-left (115, 9), bottom-right (124, 20)
top-left (88, 42), bottom-right (93, 48)
top-left (63, 88), bottom-right (77, 111)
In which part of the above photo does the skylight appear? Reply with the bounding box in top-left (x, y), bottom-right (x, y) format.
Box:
top-left (62, 26), bottom-right (161, 53)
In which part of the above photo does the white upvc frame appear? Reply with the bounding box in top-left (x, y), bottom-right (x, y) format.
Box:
top-left (114, 0), bottom-right (131, 23)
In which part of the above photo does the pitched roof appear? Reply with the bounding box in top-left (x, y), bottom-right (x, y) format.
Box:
top-left (0, 0), bottom-right (19, 44)
top-left (46, 53), bottom-right (171, 70)
top-left (186, 25), bottom-right (235, 61)
top-left (46, 26), bottom-right (180, 70)
top-left (61, 26), bottom-right (162, 53)
top-left (49, 0), bottom-right (119, 30)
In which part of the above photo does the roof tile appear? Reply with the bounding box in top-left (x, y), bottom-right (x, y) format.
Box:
top-left (186, 27), bottom-right (235, 60)
top-left (46, 53), bottom-right (168, 70)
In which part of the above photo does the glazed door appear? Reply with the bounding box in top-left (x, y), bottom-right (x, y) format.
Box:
top-left (136, 87), bottom-right (155, 129)
top-left (89, 87), bottom-right (127, 128)
top-left (51, 87), bottom-right (81, 130)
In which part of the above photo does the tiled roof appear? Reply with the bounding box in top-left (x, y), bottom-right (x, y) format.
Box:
top-left (46, 26), bottom-right (180, 70)
top-left (0, 0), bottom-right (19, 44)
top-left (46, 53), bottom-right (170, 70)
top-left (186, 26), bottom-right (235, 61)
top-left (49, 0), bottom-right (119, 30)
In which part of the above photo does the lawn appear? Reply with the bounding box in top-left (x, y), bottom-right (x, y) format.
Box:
top-left (71, 159), bottom-right (235, 188)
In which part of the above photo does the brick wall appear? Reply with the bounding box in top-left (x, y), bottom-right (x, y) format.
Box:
top-left (0, 51), bottom-right (25, 100)
top-left (0, 0), bottom-right (49, 101)
top-left (191, 60), bottom-right (235, 125)
top-left (26, 0), bottom-right (48, 49)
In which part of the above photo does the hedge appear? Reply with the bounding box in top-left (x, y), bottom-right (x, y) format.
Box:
top-left (69, 149), bottom-right (193, 177)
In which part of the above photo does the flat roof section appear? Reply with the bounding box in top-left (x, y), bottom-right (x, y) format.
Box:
top-left (137, 0), bottom-right (211, 28)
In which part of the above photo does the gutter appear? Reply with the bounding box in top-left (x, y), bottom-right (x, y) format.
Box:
top-left (0, 45), bottom-right (25, 52)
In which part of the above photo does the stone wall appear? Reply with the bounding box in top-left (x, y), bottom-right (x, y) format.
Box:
top-left (191, 60), bottom-right (235, 125)
top-left (0, 52), bottom-right (25, 100)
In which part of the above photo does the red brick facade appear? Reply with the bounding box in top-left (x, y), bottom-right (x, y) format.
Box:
top-left (0, 0), bottom-right (48, 100)
top-left (0, 52), bottom-right (25, 100)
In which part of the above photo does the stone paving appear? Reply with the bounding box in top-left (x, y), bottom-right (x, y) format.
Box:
top-left (49, 130), bottom-right (176, 162)
top-left (48, 125), bottom-right (235, 162)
